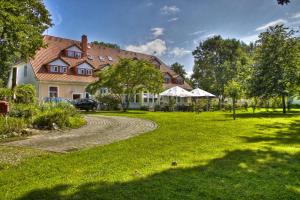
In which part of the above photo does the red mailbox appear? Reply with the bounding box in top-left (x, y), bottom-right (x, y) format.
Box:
top-left (0, 101), bottom-right (9, 115)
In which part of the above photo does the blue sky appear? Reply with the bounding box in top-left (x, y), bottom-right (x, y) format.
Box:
top-left (44, 0), bottom-right (300, 75)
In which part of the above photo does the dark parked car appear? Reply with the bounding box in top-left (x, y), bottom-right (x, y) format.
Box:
top-left (73, 98), bottom-right (98, 111)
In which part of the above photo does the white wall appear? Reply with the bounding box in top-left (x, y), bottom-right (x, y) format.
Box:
top-left (77, 62), bottom-right (93, 69)
top-left (49, 59), bottom-right (68, 67)
top-left (67, 45), bottom-right (82, 52)
top-left (7, 62), bottom-right (38, 90)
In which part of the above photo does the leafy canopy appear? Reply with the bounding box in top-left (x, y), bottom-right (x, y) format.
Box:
top-left (170, 62), bottom-right (187, 79)
top-left (0, 0), bottom-right (52, 84)
top-left (87, 58), bottom-right (163, 109)
top-left (91, 41), bottom-right (120, 49)
top-left (249, 25), bottom-right (300, 113)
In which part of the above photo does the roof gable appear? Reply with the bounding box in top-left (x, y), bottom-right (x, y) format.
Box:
top-left (48, 58), bottom-right (69, 66)
top-left (66, 44), bottom-right (82, 52)
top-left (77, 61), bottom-right (95, 69)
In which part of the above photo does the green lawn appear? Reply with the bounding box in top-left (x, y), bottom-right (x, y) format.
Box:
top-left (1, 110), bottom-right (300, 199)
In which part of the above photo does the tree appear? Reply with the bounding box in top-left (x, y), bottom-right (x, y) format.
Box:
top-left (225, 80), bottom-right (241, 120)
top-left (277, 0), bottom-right (291, 5)
top-left (249, 25), bottom-right (300, 113)
top-left (0, 0), bottom-right (52, 84)
top-left (87, 58), bottom-right (163, 111)
top-left (91, 41), bottom-right (120, 49)
top-left (192, 36), bottom-right (251, 108)
top-left (170, 62), bottom-right (187, 79)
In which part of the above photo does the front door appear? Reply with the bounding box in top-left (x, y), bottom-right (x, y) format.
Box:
top-left (73, 94), bottom-right (81, 100)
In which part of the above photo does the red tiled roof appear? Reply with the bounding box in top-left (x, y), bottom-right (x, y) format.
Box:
top-left (30, 35), bottom-right (192, 89)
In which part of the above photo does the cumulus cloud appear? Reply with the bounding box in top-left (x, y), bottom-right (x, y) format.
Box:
top-left (169, 47), bottom-right (191, 57)
top-left (168, 17), bottom-right (179, 22)
top-left (125, 39), bottom-right (167, 56)
top-left (151, 27), bottom-right (164, 37)
top-left (161, 5), bottom-right (180, 15)
top-left (255, 19), bottom-right (287, 31)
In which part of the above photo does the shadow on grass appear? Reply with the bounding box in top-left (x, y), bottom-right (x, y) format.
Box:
top-left (17, 149), bottom-right (300, 200)
top-left (85, 111), bottom-right (148, 115)
top-left (224, 111), bottom-right (300, 119)
top-left (241, 120), bottom-right (300, 145)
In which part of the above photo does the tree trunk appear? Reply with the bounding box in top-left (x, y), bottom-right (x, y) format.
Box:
top-left (282, 94), bottom-right (286, 114)
top-left (233, 97), bottom-right (236, 120)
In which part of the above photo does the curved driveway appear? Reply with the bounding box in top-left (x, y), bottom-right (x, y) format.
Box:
top-left (5, 115), bottom-right (157, 153)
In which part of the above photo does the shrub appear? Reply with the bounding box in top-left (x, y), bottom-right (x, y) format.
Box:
top-left (96, 94), bottom-right (121, 110)
top-left (33, 103), bottom-right (85, 130)
top-left (0, 117), bottom-right (27, 138)
top-left (140, 106), bottom-right (149, 111)
top-left (9, 104), bottom-right (39, 120)
top-left (154, 104), bottom-right (161, 111)
top-left (0, 88), bottom-right (13, 101)
top-left (14, 84), bottom-right (36, 104)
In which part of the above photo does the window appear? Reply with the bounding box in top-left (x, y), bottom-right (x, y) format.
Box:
top-left (108, 56), bottom-right (113, 61)
top-left (99, 56), bottom-right (105, 61)
top-left (88, 55), bottom-right (94, 60)
top-left (86, 69), bottom-right (92, 75)
top-left (77, 68), bottom-right (85, 75)
top-left (24, 65), bottom-right (28, 77)
top-left (164, 75), bottom-right (171, 83)
top-left (66, 50), bottom-right (82, 58)
top-left (49, 87), bottom-right (58, 98)
top-left (60, 66), bottom-right (67, 73)
top-left (50, 65), bottom-right (59, 73)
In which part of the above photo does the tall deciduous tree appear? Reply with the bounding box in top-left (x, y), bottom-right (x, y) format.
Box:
top-left (249, 25), bottom-right (300, 113)
top-left (192, 36), bottom-right (250, 108)
top-left (170, 62), bottom-right (187, 79)
top-left (225, 80), bottom-right (241, 120)
top-left (87, 58), bottom-right (163, 111)
top-left (91, 41), bottom-right (120, 49)
top-left (0, 0), bottom-right (52, 84)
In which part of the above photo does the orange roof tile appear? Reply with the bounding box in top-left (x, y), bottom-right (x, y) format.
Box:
top-left (30, 35), bottom-right (192, 89)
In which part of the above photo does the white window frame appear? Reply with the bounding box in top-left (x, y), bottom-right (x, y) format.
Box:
top-left (60, 66), bottom-right (67, 73)
top-left (72, 92), bottom-right (83, 100)
top-left (86, 69), bottom-right (92, 75)
top-left (77, 68), bottom-right (85, 75)
top-left (48, 86), bottom-right (59, 98)
top-left (50, 65), bottom-right (59, 73)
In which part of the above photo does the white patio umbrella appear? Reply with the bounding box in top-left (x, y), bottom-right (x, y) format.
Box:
top-left (191, 88), bottom-right (216, 97)
top-left (159, 86), bottom-right (194, 97)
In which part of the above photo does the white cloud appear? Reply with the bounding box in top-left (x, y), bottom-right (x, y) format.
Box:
top-left (240, 34), bottom-right (259, 44)
top-left (169, 47), bottom-right (191, 57)
top-left (161, 5), bottom-right (180, 15)
top-left (53, 12), bottom-right (62, 26)
top-left (193, 33), bottom-right (217, 45)
top-left (291, 12), bottom-right (300, 19)
top-left (125, 39), bottom-right (167, 56)
top-left (189, 30), bottom-right (206, 36)
top-left (151, 27), bottom-right (164, 37)
top-left (255, 19), bottom-right (287, 31)
top-left (168, 17), bottom-right (179, 22)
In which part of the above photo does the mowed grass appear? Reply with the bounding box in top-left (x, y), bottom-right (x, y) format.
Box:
top-left (1, 110), bottom-right (300, 199)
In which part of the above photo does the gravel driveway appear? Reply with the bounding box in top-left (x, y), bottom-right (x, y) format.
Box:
top-left (4, 115), bottom-right (157, 153)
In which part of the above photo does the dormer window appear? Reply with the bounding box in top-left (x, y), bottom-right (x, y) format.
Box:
top-left (164, 74), bottom-right (172, 83)
top-left (99, 56), bottom-right (105, 61)
top-left (64, 45), bottom-right (83, 59)
top-left (51, 66), bottom-right (59, 72)
top-left (108, 56), bottom-right (113, 61)
top-left (47, 58), bottom-right (69, 74)
top-left (76, 62), bottom-right (94, 76)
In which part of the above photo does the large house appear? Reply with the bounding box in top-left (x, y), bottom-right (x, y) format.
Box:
top-left (7, 35), bottom-right (191, 107)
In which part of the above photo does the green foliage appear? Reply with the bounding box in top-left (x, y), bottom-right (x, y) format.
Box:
top-left (33, 103), bottom-right (85, 130)
top-left (91, 41), bottom-right (120, 49)
top-left (9, 104), bottom-right (39, 121)
top-left (0, 0), bottom-right (52, 84)
top-left (170, 62), bottom-right (187, 79)
top-left (225, 80), bottom-right (242, 119)
top-left (0, 117), bottom-right (27, 138)
top-left (96, 94), bottom-right (121, 110)
top-left (14, 84), bottom-right (36, 103)
top-left (87, 58), bottom-right (163, 111)
top-left (0, 88), bottom-right (13, 101)
top-left (249, 25), bottom-right (300, 113)
top-left (192, 36), bottom-right (251, 105)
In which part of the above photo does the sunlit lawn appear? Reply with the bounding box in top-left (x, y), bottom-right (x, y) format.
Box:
top-left (1, 110), bottom-right (300, 199)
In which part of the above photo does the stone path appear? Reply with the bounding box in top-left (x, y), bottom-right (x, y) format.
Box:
top-left (4, 115), bottom-right (157, 153)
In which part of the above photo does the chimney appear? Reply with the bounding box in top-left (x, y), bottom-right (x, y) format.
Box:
top-left (81, 35), bottom-right (88, 57)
